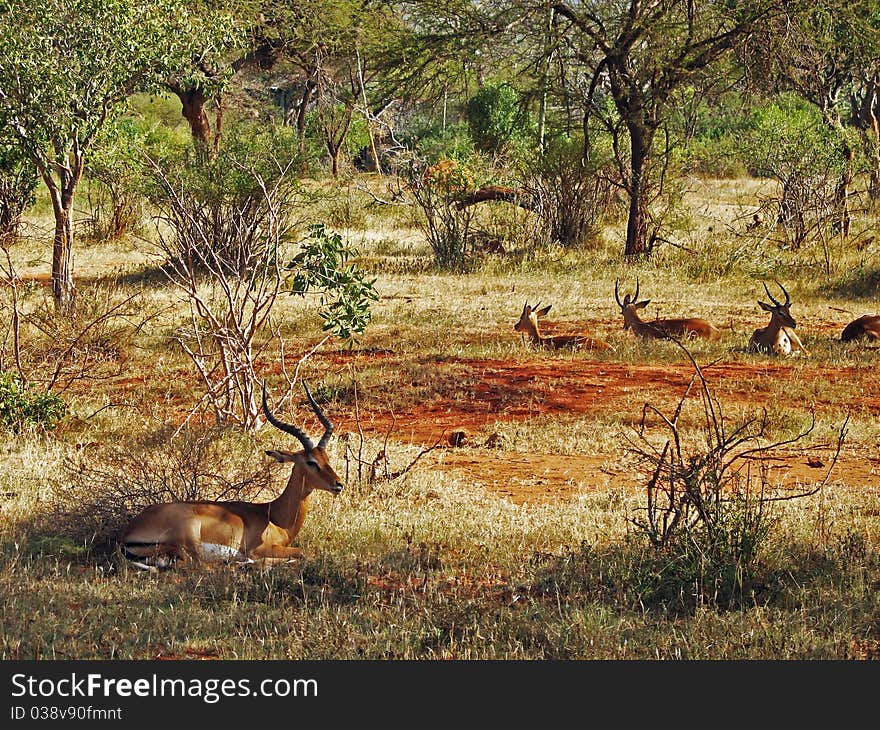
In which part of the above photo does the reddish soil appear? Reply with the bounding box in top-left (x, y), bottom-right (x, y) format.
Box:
top-left (313, 354), bottom-right (880, 503)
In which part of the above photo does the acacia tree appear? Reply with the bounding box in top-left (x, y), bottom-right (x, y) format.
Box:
top-left (0, 0), bottom-right (224, 311)
top-left (746, 0), bottom-right (880, 218)
top-left (548, 1), bottom-right (784, 256)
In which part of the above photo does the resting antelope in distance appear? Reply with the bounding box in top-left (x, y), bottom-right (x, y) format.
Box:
top-left (748, 280), bottom-right (809, 355)
top-left (614, 279), bottom-right (722, 340)
top-left (514, 301), bottom-right (613, 351)
top-left (120, 381), bottom-right (344, 570)
top-left (841, 314), bottom-right (880, 343)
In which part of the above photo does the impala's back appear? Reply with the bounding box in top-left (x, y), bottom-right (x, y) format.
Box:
top-left (841, 314), bottom-right (880, 342)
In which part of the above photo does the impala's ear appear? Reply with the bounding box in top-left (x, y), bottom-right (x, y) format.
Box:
top-left (536, 305), bottom-right (552, 316)
top-left (635, 299), bottom-right (650, 309)
top-left (758, 300), bottom-right (774, 312)
top-left (265, 449), bottom-right (297, 463)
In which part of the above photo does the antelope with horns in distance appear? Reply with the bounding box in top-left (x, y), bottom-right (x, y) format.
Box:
top-left (514, 301), bottom-right (613, 352)
top-left (120, 381), bottom-right (343, 570)
top-left (748, 280), bottom-right (809, 356)
top-left (614, 278), bottom-right (722, 341)
top-left (840, 314), bottom-right (880, 343)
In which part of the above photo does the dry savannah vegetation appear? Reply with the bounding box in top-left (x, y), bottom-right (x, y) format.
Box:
top-left (2, 0), bottom-right (880, 662)
top-left (1, 171), bottom-right (879, 660)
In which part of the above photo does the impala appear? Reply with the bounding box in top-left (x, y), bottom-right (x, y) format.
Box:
top-left (120, 381), bottom-right (343, 570)
top-left (841, 314), bottom-right (880, 342)
top-left (614, 279), bottom-right (721, 340)
top-left (748, 281), bottom-right (808, 355)
top-left (514, 301), bottom-right (613, 351)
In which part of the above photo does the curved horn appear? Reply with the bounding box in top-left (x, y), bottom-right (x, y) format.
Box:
top-left (262, 381), bottom-right (314, 452)
top-left (303, 380), bottom-right (334, 450)
top-left (762, 281), bottom-right (781, 307)
top-left (634, 277), bottom-right (640, 302)
top-left (775, 280), bottom-right (791, 306)
top-left (614, 278), bottom-right (622, 307)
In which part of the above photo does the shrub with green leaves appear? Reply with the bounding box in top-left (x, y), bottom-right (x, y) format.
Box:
top-left (0, 140), bottom-right (38, 235)
top-left (466, 82), bottom-right (534, 156)
top-left (286, 223), bottom-right (378, 343)
top-left (0, 373), bottom-right (67, 431)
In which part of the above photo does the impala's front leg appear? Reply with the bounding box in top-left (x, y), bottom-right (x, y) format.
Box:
top-left (251, 544), bottom-right (305, 563)
top-left (786, 328), bottom-right (809, 355)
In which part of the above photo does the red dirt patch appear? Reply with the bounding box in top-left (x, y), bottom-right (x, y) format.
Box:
top-left (320, 357), bottom-right (878, 503)
top-left (329, 357), bottom-right (874, 443)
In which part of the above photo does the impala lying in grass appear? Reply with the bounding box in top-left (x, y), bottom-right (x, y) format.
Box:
top-left (614, 279), bottom-right (722, 341)
top-left (748, 281), bottom-right (808, 356)
top-left (120, 381), bottom-right (343, 570)
top-left (840, 314), bottom-right (880, 343)
top-left (514, 301), bottom-right (613, 352)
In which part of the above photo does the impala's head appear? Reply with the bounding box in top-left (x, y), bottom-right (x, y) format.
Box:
top-left (514, 301), bottom-right (551, 332)
top-left (614, 278), bottom-right (650, 328)
top-left (262, 381), bottom-right (344, 495)
top-left (757, 280), bottom-right (796, 329)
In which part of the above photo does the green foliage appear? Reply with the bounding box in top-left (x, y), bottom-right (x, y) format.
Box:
top-left (0, 0), bottom-right (228, 159)
top-left (408, 122), bottom-right (475, 165)
top-left (465, 82), bottom-right (534, 155)
top-left (286, 223), bottom-right (378, 343)
top-left (0, 140), bottom-right (38, 233)
top-left (0, 372), bottom-right (66, 431)
top-left (678, 94), bottom-right (753, 177)
top-left (743, 96), bottom-right (846, 180)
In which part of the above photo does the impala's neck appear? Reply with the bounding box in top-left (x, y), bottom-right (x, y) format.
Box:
top-left (623, 307), bottom-right (647, 333)
top-left (521, 315), bottom-right (543, 344)
top-left (269, 463), bottom-right (310, 531)
top-left (767, 312), bottom-right (789, 334)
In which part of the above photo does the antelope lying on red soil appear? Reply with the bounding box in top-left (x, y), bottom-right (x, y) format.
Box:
top-left (514, 302), bottom-right (613, 352)
top-left (840, 314), bottom-right (880, 343)
top-left (748, 281), bottom-right (808, 356)
top-left (120, 381), bottom-right (343, 570)
top-left (614, 279), bottom-right (722, 341)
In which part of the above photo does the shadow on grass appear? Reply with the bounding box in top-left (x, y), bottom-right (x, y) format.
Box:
top-left (820, 266), bottom-right (880, 301)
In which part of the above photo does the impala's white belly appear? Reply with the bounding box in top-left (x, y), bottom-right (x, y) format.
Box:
top-left (197, 543), bottom-right (250, 563)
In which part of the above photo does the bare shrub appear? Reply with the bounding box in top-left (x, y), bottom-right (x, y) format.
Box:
top-left (0, 245), bottom-right (144, 398)
top-left (145, 146), bottom-right (298, 429)
top-left (626, 341), bottom-right (846, 608)
top-left (524, 138), bottom-right (614, 248)
top-left (404, 157), bottom-right (478, 271)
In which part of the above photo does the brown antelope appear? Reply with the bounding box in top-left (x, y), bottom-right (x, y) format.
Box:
top-left (614, 279), bottom-right (722, 341)
top-left (748, 281), bottom-right (808, 355)
top-left (514, 301), bottom-right (613, 351)
top-left (841, 314), bottom-right (880, 342)
top-left (120, 381), bottom-right (343, 570)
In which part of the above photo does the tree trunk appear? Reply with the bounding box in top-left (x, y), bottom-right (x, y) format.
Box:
top-left (42, 159), bottom-right (81, 312)
top-left (171, 85), bottom-right (213, 149)
top-left (625, 124), bottom-right (652, 257)
top-left (295, 81), bottom-right (316, 149)
top-left (827, 111), bottom-right (852, 237)
top-left (329, 145), bottom-right (342, 177)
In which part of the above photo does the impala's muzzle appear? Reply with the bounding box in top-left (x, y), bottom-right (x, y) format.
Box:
top-left (331, 482), bottom-right (344, 495)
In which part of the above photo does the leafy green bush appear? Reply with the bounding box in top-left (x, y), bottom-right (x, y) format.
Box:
top-left (410, 122), bottom-right (475, 164)
top-left (286, 223), bottom-right (378, 343)
top-left (0, 140), bottom-right (38, 234)
top-left (466, 82), bottom-right (534, 156)
top-left (0, 372), bottom-right (66, 431)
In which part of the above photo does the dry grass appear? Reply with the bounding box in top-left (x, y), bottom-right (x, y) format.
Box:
top-left (1, 174), bottom-right (879, 659)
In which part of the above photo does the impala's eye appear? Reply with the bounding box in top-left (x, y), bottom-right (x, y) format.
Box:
top-left (306, 459), bottom-right (319, 469)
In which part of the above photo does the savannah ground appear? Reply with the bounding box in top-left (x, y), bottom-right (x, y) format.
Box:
top-left (1, 173), bottom-right (879, 660)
